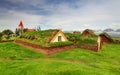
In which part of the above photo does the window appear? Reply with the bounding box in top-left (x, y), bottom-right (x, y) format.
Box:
top-left (58, 36), bottom-right (62, 41)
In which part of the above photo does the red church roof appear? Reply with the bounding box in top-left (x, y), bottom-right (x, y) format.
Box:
top-left (24, 28), bottom-right (35, 32)
top-left (19, 21), bottom-right (23, 27)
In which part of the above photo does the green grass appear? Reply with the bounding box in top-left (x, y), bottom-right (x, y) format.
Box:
top-left (50, 44), bottom-right (120, 63)
top-left (113, 37), bottom-right (120, 41)
top-left (0, 42), bottom-right (120, 75)
top-left (65, 33), bottom-right (98, 44)
top-left (17, 38), bottom-right (49, 47)
top-left (0, 42), bottom-right (45, 59)
top-left (1, 36), bottom-right (16, 41)
top-left (48, 44), bottom-right (120, 75)
top-left (0, 59), bottom-right (119, 75)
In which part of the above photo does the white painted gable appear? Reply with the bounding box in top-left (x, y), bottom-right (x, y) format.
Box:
top-left (52, 33), bottom-right (66, 42)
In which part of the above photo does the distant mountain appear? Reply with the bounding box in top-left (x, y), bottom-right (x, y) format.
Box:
top-left (116, 29), bottom-right (120, 32)
top-left (94, 29), bottom-right (102, 32)
top-left (104, 28), bottom-right (114, 32)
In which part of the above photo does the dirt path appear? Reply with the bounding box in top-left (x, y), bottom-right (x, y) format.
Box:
top-left (0, 58), bottom-right (89, 64)
top-left (0, 58), bottom-right (10, 60)
top-left (31, 58), bottom-right (89, 64)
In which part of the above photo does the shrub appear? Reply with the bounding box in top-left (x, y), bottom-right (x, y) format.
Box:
top-left (0, 32), bottom-right (3, 41)
top-left (2, 29), bottom-right (14, 40)
top-left (113, 40), bottom-right (120, 44)
top-left (49, 41), bottom-right (73, 47)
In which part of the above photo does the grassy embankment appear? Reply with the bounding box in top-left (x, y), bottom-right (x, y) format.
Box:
top-left (0, 42), bottom-right (45, 59)
top-left (0, 42), bottom-right (120, 75)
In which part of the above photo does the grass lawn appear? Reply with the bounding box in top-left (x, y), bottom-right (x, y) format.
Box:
top-left (0, 59), bottom-right (119, 75)
top-left (50, 44), bottom-right (120, 63)
top-left (0, 42), bottom-right (45, 59)
top-left (0, 42), bottom-right (120, 75)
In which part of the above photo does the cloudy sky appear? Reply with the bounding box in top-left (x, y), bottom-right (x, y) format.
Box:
top-left (0, 0), bottom-right (120, 31)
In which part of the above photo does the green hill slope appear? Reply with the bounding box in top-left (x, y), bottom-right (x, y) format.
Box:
top-left (0, 42), bottom-right (120, 75)
top-left (0, 42), bottom-right (45, 59)
top-left (50, 44), bottom-right (120, 63)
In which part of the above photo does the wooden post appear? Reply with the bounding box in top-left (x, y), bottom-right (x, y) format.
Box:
top-left (97, 36), bottom-right (101, 51)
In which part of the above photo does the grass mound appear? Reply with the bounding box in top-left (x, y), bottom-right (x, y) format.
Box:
top-left (0, 42), bottom-right (120, 75)
top-left (0, 42), bottom-right (45, 59)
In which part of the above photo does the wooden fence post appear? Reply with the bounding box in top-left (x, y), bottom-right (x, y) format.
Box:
top-left (97, 36), bottom-right (101, 51)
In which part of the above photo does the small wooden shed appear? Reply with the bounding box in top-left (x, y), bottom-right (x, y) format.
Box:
top-left (82, 29), bottom-right (94, 35)
top-left (97, 32), bottom-right (113, 50)
top-left (99, 32), bottom-right (113, 44)
top-left (73, 31), bottom-right (81, 34)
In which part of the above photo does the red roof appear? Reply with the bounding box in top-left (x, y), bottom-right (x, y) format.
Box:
top-left (19, 21), bottom-right (23, 27)
top-left (24, 28), bottom-right (35, 32)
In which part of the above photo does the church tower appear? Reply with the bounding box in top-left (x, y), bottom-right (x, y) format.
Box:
top-left (18, 21), bottom-right (24, 35)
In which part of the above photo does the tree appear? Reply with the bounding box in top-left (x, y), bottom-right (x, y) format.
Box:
top-left (0, 32), bottom-right (3, 41)
top-left (2, 29), bottom-right (14, 40)
top-left (36, 25), bottom-right (41, 31)
top-left (15, 28), bottom-right (20, 36)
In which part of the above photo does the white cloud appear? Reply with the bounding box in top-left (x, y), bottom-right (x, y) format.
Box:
top-left (47, 0), bottom-right (120, 30)
top-left (110, 23), bottom-right (120, 28)
top-left (0, 9), bottom-right (44, 31)
top-left (0, 0), bottom-right (120, 31)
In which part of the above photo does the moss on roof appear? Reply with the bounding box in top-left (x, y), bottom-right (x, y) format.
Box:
top-left (20, 29), bottom-right (59, 44)
top-left (65, 32), bottom-right (98, 44)
top-left (82, 29), bottom-right (94, 35)
top-left (99, 32), bottom-right (113, 41)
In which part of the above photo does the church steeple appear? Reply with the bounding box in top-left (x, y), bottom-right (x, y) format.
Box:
top-left (18, 21), bottom-right (24, 35)
top-left (19, 21), bottom-right (24, 27)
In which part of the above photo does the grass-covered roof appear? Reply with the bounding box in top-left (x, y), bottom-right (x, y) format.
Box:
top-left (18, 29), bottom-right (60, 46)
top-left (99, 32), bottom-right (114, 42)
top-left (22, 29), bottom-right (59, 42)
top-left (65, 32), bottom-right (98, 44)
top-left (82, 29), bottom-right (94, 35)
top-left (18, 29), bottom-right (73, 47)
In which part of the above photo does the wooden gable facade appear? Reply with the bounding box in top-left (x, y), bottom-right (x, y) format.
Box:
top-left (49, 29), bottom-right (68, 43)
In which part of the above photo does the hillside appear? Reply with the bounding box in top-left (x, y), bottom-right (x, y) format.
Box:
top-left (0, 42), bottom-right (120, 75)
top-left (50, 44), bottom-right (120, 63)
top-left (0, 42), bottom-right (45, 59)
